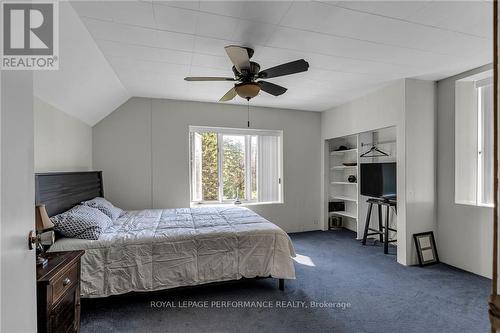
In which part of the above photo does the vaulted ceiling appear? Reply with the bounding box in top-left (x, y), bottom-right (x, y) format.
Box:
top-left (34, 1), bottom-right (492, 126)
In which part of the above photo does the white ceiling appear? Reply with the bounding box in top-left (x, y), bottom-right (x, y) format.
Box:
top-left (34, 2), bottom-right (129, 125)
top-left (63, 0), bottom-right (491, 120)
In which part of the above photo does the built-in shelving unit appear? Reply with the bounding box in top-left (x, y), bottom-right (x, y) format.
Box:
top-left (327, 135), bottom-right (359, 234)
top-left (324, 127), bottom-right (398, 241)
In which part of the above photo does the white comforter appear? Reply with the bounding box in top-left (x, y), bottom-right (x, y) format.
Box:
top-left (49, 206), bottom-right (296, 298)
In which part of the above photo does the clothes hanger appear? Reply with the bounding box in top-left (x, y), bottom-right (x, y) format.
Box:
top-left (360, 145), bottom-right (389, 158)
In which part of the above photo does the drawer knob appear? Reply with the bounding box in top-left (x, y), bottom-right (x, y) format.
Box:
top-left (62, 277), bottom-right (71, 286)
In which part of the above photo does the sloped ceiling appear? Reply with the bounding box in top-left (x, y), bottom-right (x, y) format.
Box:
top-left (35, 1), bottom-right (492, 125)
top-left (34, 2), bottom-right (129, 126)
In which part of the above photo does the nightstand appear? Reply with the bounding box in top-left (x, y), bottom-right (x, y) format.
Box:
top-left (37, 250), bottom-right (85, 333)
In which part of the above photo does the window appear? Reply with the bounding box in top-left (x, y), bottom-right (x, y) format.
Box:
top-left (455, 71), bottom-right (493, 207)
top-left (189, 126), bottom-right (283, 204)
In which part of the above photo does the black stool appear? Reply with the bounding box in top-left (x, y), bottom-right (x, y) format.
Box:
top-left (361, 198), bottom-right (397, 254)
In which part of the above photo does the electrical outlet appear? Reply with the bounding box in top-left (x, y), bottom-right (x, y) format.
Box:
top-left (313, 219), bottom-right (319, 225)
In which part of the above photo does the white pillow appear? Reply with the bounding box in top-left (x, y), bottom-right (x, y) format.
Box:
top-left (50, 205), bottom-right (112, 240)
top-left (81, 197), bottom-right (123, 221)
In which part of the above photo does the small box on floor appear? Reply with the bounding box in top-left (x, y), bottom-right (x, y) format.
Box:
top-left (329, 216), bottom-right (342, 230)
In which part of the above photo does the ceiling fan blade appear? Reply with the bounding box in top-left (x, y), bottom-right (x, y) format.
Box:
top-left (258, 81), bottom-right (287, 96)
top-left (258, 59), bottom-right (309, 79)
top-left (184, 77), bottom-right (235, 81)
top-left (224, 45), bottom-right (250, 73)
top-left (219, 87), bottom-right (237, 102)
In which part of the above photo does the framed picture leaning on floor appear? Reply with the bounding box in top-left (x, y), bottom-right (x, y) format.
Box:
top-left (413, 231), bottom-right (439, 266)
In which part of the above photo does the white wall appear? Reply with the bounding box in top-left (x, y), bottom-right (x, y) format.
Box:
top-left (321, 81), bottom-right (406, 139)
top-left (34, 97), bottom-right (92, 172)
top-left (93, 98), bottom-right (322, 233)
top-left (437, 64), bottom-right (493, 278)
top-left (1, 72), bottom-right (37, 332)
top-left (404, 79), bottom-right (437, 265)
top-left (321, 79), bottom-right (436, 266)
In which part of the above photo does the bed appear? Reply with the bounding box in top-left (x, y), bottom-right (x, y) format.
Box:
top-left (36, 172), bottom-right (296, 298)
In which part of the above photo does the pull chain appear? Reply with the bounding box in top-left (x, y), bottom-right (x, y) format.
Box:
top-left (247, 99), bottom-right (250, 128)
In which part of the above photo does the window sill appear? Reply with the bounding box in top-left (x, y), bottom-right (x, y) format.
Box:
top-left (455, 201), bottom-right (494, 209)
top-left (478, 203), bottom-right (494, 208)
top-left (240, 201), bottom-right (284, 207)
top-left (190, 201), bottom-right (283, 208)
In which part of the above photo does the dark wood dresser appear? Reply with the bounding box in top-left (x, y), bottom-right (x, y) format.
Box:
top-left (37, 250), bottom-right (85, 333)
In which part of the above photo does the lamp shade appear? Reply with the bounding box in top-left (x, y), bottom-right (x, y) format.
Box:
top-left (35, 204), bottom-right (54, 231)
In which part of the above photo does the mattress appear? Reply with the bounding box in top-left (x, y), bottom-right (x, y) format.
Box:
top-left (49, 206), bottom-right (296, 298)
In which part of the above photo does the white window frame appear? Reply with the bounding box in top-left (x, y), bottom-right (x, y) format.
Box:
top-left (189, 126), bottom-right (283, 205)
top-left (454, 70), bottom-right (494, 208)
top-left (476, 78), bottom-right (493, 207)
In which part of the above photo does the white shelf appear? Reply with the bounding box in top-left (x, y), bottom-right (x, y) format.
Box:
top-left (331, 165), bottom-right (357, 170)
top-left (331, 196), bottom-right (358, 202)
top-left (330, 148), bottom-right (358, 156)
top-left (329, 211), bottom-right (357, 219)
top-left (331, 182), bottom-right (357, 185)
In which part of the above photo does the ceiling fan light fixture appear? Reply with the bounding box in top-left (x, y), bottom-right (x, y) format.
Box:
top-left (235, 83), bottom-right (260, 100)
top-left (184, 45), bottom-right (309, 102)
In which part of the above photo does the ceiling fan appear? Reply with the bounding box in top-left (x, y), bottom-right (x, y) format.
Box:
top-left (184, 45), bottom-right (309, 102)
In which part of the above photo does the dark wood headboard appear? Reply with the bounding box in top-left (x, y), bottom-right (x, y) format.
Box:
top-left (35, 171), bottom-right (104, 217)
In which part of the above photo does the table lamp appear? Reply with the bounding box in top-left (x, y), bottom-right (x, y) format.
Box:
top-left (30, 204), bottom-right (55, 267)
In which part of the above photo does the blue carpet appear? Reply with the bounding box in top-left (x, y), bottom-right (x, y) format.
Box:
top-left (80, 230), bottom-right (490, 333)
